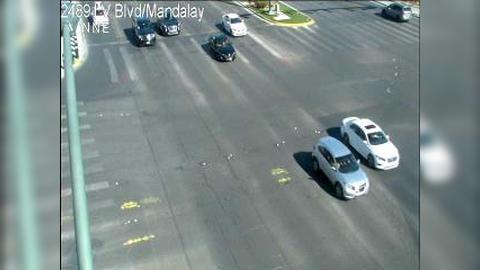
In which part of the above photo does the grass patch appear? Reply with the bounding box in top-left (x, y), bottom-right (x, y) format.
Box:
top-left (250, 2), bottom-right (313, 25)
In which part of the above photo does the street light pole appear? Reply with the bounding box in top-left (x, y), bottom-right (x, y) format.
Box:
top-left (63, 19), bottom-right (94, 270)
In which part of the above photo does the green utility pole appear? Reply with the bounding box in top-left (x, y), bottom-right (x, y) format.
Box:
top-left (63, 19), bottom-right (94, 270)
top-left (5, 0), bottom-right (40, 268)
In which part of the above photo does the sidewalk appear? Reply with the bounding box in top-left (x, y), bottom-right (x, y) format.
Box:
top-left (371, 1), bottom-right (420, 17)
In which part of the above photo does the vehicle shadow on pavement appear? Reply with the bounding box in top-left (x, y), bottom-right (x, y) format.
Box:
top-left (326, 127), bottom-right (370, 167)
top-left (214, 23), bottom-right (230, 36)
top-left (200, 42), bottom-right (225, 62)
top-left (123, 27), bottom-right (138, 47)
top-left (293, 151), bottom-right (337, 199)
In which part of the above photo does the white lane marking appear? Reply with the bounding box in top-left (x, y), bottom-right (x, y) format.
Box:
top-left (189, 38), bottom-right (230, 84)
top-left (188, 38), bottom-right (248, 103)
top-left (119, 46), bottom-right (138, 81)
top-left (110, 17), bottom-right (124, 40)
top-left (236, 51), bottom-right (250, 65)
top-left (61, 180), bottom-right (110, 198)
top-left (280, 27), bottom-right (319, 53)
top-left (362, 22), bottom-right (411, 44)
top-left (61, 164), bottom-right (104, 179)
top-left (302, 26), bottom-right (316, 34)
top-left (61, 101), bottom-right (83, 108)
top-left (160, 42), bottom-right (209, 107)
top-left (62, 219), bottom-right (121, 240)
top-left (61, 124), bottom-right (91, 133)
top-left (379, 17), bottom-right (419, 37)
top-left (104, 48), bottom-right (119, 83)
top-left (295, 27), bottom-right (335, 52)
top-left (372, 21), bottom-right (418, 43)
top-left (61, 138), bottom-right (95, 149)
top-left (61, 150), bottom-right (100, 163)
top-left (353, 23), bottom-right (396, 46)
top-left (88, 40), bottom-right (130, 47)
top-left (341, 26), bottom-right (378, 49)
top-left (297, 107), bottom-right (320, 130)
top-left (247, 30), bottom-right (282, 59)
top-left (61, 111), bottom-right (87, 120)
top-left (312, 26), bottom-right (356, 50)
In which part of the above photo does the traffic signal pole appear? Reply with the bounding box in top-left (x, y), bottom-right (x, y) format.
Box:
top-left (5, 0), bottom-right (40, 268)
top-left (63, 19), bottom-right (94, 270)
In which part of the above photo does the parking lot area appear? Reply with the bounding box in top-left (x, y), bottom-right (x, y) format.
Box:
top-left (61, 1), bottom-right (419, 269)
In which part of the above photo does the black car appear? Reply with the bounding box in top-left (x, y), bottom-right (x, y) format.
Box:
top-left (208, 34), bottom-right (236, 62)
top-left (158, 11), bottom-right (180, 36)
top-left (133, 16), bottom-right (156, 46)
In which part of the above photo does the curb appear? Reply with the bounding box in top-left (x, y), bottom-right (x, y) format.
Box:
top-left (237, 1), bottom-right (315, 27)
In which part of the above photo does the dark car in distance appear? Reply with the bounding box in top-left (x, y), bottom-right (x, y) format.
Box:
top-left (133, 16), bottom-right (156, 46)
top-left (208, 34), bottom-right (236, 62)
top-left (158, 11), bottom-right (181, 36)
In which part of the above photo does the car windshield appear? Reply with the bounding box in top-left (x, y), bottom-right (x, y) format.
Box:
top-left (403, 7), bottom-right (412, 11)
top-left (231, 17), bottom-right (242, 24)
top-left (335, 154), bottom-right (359, 174)
top-left (214, 37), bottom-right (229, 47)
top-left (367, 131), bottom-right (388, 145)
top-left (138, 20), bottom-right (151, 28)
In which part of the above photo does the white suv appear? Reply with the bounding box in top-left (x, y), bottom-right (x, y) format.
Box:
top-left (312, 136), bottom-right (369, 200)
top-left (341, 117), bottom-right (400, 170)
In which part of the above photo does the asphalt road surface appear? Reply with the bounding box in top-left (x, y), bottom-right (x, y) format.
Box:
top-left (61, 1), bottom-right (419, 269)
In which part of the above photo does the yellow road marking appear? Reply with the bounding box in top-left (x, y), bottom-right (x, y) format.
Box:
top-left (278, 177), bottom-right (291, 185)
top-left (272, 167), bottom-right (292, 185)
top-left (271, 168), bottom-right (288, 176)
top-left (120, 201), bottom-right (141, 210)
top-left (123, 234), bottom-right (156, 246)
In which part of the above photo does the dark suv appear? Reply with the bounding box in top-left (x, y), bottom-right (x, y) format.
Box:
top-left (133, 16), bottom-right (156, 46)
top-left (158, 11), bottom-right (180, 36)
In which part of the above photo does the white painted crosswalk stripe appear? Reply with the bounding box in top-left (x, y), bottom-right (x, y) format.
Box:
top-left (379, 18), bottom-right (419, 37)
top-left (160, 42), bottom-right (209, 107)
top-left (103, 48), bottom-right (119, 83)
top-left (314, 27), bottom-right (357, 50)
top-left (61, 150), bottom-right (100, 163)
top-left (61, 180), bottom-right (110, 198)
top-left (372, 21), bottom-right (418, 43)
top-left (61, 138), bottom-right (95, 149)
top-left (280, 28), bottom-right (322, 53)
top-left (341, 26), bottom-right (379, 48)
top-left (366, 22), bottom-right (416, 44)
top-left (295, 27), bottom-right (335, 52)
top-left (248, 30), bottom-right (283, 59)
top-left (61, 163), bottom-right (103, 179)
top-left (61, 111), bottom-right (86, 120)
top-left (61, 124), bottom-right (91, 133)
top-left (119, 46), bottom-right (138, 81)
top-left (352, 23), bottom-right (399, 46)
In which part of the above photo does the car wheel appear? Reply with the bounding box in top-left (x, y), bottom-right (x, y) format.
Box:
top-left (313, 158), bottom-right (319, 173)
top-left (368, 154), bottom-right (375, 168)
top-left (382, 10), bottom-right (386, 17)
top-left (343, 133), bottom-right (349, 145)
top-left (396, 15), bottom-right (401, 21)
top-left (335, 183), bottom-right (344, 199)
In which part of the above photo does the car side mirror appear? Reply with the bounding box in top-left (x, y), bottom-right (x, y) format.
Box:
top-left (331, 163), bottom-right (340, 171)
top-left (363, 140), bottom-right (368, 145)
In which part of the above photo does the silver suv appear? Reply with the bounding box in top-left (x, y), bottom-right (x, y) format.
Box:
top-left (312, 136), bottom-right (369, 200)
top-left (382, 2), bottom-right (412, 22)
